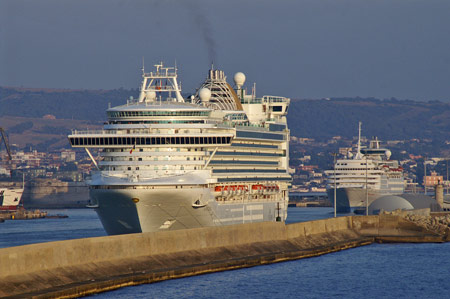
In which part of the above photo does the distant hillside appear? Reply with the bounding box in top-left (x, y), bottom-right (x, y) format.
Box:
top-left (288, 97), bottom-right (450, 142)
top-left (0, 116), bottom-right (101, 151)
top-left (0, 87), bottom-right (139, 121)
top-left (1, 87), bottom-right (449, 148)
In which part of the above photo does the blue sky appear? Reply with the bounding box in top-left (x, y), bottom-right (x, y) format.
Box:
top-left (1, 0), bottom-right (450, 101)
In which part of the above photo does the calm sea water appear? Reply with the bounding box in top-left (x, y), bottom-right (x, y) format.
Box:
top-left (0, 209), bottom-right (106, 248)
top-left (1, 208), bottom-right (449, 298)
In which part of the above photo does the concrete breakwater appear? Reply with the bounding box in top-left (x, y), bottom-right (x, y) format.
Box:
top-left (0, 215), bottom-right (449, 298)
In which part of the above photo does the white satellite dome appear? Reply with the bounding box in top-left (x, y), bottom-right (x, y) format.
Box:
top-left (385, 150), bottom-right (392, 160)
top-left (233, 72), bottom-right (246, 88)
top-left (199, 88), bottom-right (211, 102)
top-left (145, 91), bottom-right (156, 101)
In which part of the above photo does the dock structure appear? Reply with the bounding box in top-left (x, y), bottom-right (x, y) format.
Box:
top-left (0, 215), bottom-right (449, 298)
top-left (0, 209), bottom-right (47, 221)
top-left (289, 192), bottom-right (330, 207)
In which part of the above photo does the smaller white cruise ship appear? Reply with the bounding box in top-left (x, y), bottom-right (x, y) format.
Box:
top-left (325, 123), bottom-right (405, 212)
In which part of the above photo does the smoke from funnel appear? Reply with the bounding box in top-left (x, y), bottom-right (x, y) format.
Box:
top-left (184, 2), bottom-right (218, 65)
top-left (195, 16), bottom-right (217, 64)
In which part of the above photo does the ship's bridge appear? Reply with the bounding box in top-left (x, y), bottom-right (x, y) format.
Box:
top-left (106, 101), bottom-right (212, 125)
top-left (261, 96), bottom-right (290, 116)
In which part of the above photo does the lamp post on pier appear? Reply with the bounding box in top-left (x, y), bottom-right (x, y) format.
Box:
top-left (332, 152), bottom-right (337, 218)
top-left (424, 158), bottom-right (427, 195)
top-left (365, 156), bottom-right (369, 216)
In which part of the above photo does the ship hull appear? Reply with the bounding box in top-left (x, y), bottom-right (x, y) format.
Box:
top-left (90, 189), bottom-right (143, 235)
top-left (0, 188), bottom-right (24, 211)
top-left (327, 187), bottom-right (402, 213)
top-left (0, 206), bottom-right (19, 211)
top-left (90, 186), bottom-right (287, 235)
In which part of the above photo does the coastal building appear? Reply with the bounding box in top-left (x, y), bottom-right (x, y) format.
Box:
top-left (424, 171), bottom-right (444, 187)
top-left (61, 150), bottom-right (76, 162)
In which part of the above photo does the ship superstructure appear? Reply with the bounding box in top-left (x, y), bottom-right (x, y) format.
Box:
top-left (325, 123), bottom-right (404, 213)
top-left (0, 188), bottom-right (24, 211)
top-left (69, 63), bottom-right (291, 235)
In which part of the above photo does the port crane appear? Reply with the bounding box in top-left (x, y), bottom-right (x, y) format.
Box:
top-left (0, 127), bottom-right (12, 160)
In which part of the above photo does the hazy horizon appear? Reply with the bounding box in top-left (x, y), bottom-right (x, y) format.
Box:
top-left (1, 0), bottom-right (450, 102)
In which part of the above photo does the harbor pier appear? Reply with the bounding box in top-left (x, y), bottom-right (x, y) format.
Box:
top-left (0, 214), bottom-right (449, 298)
top-left (0, 209), bottom-right (47, 221)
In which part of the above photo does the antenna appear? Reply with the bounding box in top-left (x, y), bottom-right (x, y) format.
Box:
top-left (142, 57), bottom-right (145, 74)
top-left (252, 83), bottom-right (256, 100)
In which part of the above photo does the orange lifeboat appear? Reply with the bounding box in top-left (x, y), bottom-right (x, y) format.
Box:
top-left (252, 184), bottom-right (264, 194)
top-left (234, 185), bottom-right (245, 194)
top-left (213, 186), bottom-right (224, 197)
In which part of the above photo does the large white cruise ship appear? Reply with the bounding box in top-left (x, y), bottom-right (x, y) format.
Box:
top-left (69, 63), bottom-right (291, 235)
top-left (325, 123), bottom-right (404, 213)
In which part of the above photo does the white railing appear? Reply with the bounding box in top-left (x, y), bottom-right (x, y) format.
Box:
top-left (71, 129), bottom-right (121, 135)
top-left (262, 96), bottom-right (289, 103)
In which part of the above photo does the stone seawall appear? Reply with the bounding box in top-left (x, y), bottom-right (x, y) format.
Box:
top-left (0, 179), bottom-right (90, 209)
top-left (0, 215), bottom-right (448, 298)
top-left (23, 179), bottom-right (89, 208)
